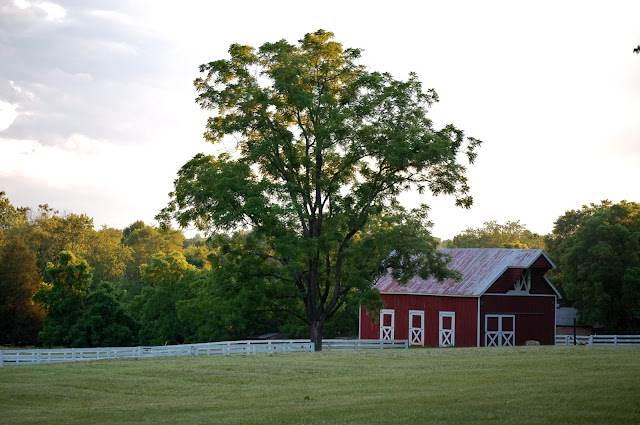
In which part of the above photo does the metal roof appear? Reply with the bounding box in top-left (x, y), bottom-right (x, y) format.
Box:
top-left (374, 248), bottom-right (555, 297)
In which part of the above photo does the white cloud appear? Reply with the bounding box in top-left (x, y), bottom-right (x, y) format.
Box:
top-left (0, 99), bottom-right (19, 131)
top-left (0, 136), bottom-right (114, 183)
top-left (11, 0), bottom-right (66, 20)
top-left (12, 0), bottom-right (30, 9)
top-left (86, 9), bottom-right (135, 26)
top-left (97, 40), bottom-right (137, 56)
top-left (37, 1), bottom-right (66, 20)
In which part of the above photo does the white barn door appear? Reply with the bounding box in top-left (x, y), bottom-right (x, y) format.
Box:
top-left (439, 311), bottom-right (455, 347)
top-left (380, 309), bottom-right (395, 340)
top-left (408, 310), bottom-right (424, 346)
top-left (485, 315), bottom-right (515, 347)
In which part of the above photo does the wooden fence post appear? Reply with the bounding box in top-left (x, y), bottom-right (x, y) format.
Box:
top-left (0, 350), bottom-right (4, 367)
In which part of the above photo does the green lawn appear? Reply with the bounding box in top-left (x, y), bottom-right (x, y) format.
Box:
top-left (1, 346), bottom-right (639, 424)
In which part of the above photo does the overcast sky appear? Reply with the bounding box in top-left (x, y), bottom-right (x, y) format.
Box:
top-left (1, 0), bottom-right (639, 239)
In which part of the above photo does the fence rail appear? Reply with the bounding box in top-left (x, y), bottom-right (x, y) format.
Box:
top-left (556, 334), bottom-right (640, 346)
top-left (0, 339), bottom-right (408, 367)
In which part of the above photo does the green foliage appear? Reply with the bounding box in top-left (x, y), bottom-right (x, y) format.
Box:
top-left (545, 200), bottom-right (612, 259)
top-left (0, 191), bottom-right (27, 236)
top-left (183, 243), bottom-right (213, 269)
top-left (545, 200), bottom-right (613, 299)
top-left (84, 227), bottom-right (133, 288)
top-left (561, 201), bottom-right (640, 333)
top-left (449, 220), bottom-right (545, 249)
top-left (68, 281), bottom-right (138, 348)
top-left (0, 193), bottom-right (198, 347)
top-left (179, 232), bottom-right (298, 342)
top-left (129, 252), bottom-right (198, 345)
top-left (121, 221), bottom-right (185, 297)
top-left (0, 237), bottom-right (44, 345)
top-left (160, 30), bottom-right (480, 347)
top-left (29, 206), bottom-right (95, 274)
top-left (33, 252), bottom-right (92, 347)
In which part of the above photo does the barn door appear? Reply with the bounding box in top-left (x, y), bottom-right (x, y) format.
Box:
top-left (380, 309), bottom-right (395, 340)
top-left (408, 310), bottom-right (424, 346)
top-left (439, 311), bottom-right (455, 347)
top-left (485, 315), bottom-right (515, 347)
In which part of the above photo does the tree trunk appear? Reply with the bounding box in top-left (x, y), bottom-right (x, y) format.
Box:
top-left (309, 319), bottom-right (323, 352)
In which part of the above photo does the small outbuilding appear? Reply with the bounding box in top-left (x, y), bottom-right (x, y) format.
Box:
top-left (359, 248), bottom-right (561, 347)
top-left (556, 307), bottom-right (602, 337)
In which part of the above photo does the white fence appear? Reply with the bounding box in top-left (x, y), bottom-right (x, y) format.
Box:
top-left (556, 334), bottom-right (640, 346)
top-left (0, 339), bottom-right (408, 367)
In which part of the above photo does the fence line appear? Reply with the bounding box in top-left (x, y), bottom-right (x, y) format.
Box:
top-left (0, 339), bottom-right (408, 367)
top-left (556, 334), bottom-right (640, 346)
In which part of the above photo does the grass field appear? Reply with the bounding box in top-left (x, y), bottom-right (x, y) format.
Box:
top-left (1, 345), bottom-right (639, 424)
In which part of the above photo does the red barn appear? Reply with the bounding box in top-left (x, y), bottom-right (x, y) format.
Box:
top-left (359, 249), bottom-right (561, 347)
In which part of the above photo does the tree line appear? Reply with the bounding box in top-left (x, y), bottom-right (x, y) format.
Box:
top-left (2, 190), bottom-right (637, 348)
top-left (1, 191), bottom-right (355, 347)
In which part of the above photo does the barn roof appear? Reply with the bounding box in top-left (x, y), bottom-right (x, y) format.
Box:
top-left (375, 248), bottom-right (558, 297)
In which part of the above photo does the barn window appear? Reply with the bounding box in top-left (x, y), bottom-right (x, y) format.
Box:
top-left (511, 269), bottom-right (531, 293)
top-left (380, 309), bottom-right (395, 340)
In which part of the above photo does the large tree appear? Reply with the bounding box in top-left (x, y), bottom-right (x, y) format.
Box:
top-left (160, 30), bottom-right (480, 349)
top-left (0, 238), bottom-right (45, 345)
top-left (33, 251), bottom-right (93, 347)
top-left (561, 201), bottom-right (640, 333)
top-left (129, 251), bottom-right (197, 345)
top-left (544, 200), bottom-right (612, 298)
top-left (69, 281), bottom-right (138, 348)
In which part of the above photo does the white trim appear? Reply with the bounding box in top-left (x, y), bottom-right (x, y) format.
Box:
top-left (539, 251), bottom-right (557, 270)
top-left (358, 303), bottom-right (362, 340)
top-left (483, 293), bottom-right (556, 297)
top-left (477, 298), bottom-right (481, 347)
top-left (553, 296), bottom-right (557, 345)
top-left (508, 269), bottom-right (531, 294)
top-left (379, 292), bottom-right (479, 298)
top-left (544, 276), bottom-right (563, 299)
top-left (408, 310), bottom-right (425, 346)
top-left (439, 311), bottom-right (455, 347)
top-left (380, 309), bottom-right (395, 340)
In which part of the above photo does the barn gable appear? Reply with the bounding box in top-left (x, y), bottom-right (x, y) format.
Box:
top-left (484, 267), bottom-right (559, 296)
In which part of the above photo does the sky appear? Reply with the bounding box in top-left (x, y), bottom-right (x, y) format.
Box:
top-left (1, 0), bottom-right (639, 240)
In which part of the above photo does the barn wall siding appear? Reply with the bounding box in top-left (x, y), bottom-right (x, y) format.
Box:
top-left (480, 295), bottom-right (556, 345)
top-left (529, 269), bottom-right (556, 295)
top-left (360, 295), bottom-right (478, 347)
